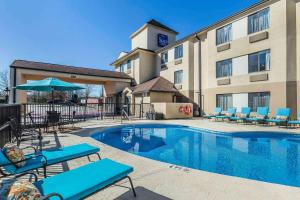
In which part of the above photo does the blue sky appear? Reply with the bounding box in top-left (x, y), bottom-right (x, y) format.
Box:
top-left (0, 0), bottom-right (259, 72)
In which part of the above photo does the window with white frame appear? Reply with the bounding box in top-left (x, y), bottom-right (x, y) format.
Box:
top-left (216, 24), bottom-right (232, 45)
top-left (174, 70), bottom-right (183, 84)
top-left (248, 8), bottom-right (269, 34)
top-left (248, 49), bottom-right (270, 73)
top-left (174, 45), bottom-right (183, 59)
top-left (161, 52), bottom-right (168, 64)
top-left (216, 59), bottom-right (232, 78)
top-left (216, 94), bottom-right (233, 111)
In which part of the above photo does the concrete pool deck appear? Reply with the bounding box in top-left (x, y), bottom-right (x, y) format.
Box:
top-left (2, 118), bottom-right (300, 199)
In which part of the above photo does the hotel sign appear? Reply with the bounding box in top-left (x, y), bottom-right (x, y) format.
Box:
top-left (157, 33), bottom-right (168, 47)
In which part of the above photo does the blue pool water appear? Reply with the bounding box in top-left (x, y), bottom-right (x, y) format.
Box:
top-left (91, 124), bottom-right (300, 187)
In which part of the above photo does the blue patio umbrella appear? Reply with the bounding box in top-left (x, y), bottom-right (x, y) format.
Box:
top-left (16, 77), bottom-right (84, 109)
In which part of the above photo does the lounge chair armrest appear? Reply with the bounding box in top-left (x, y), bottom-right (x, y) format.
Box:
top-left (41, 193), bottom-right (64, 200)
top-left (21, 146), bottom-right (37, 154)
top-left (0, 154), bottom-right (48, 167)
top-left (15, 172), bottom-right (38, 182)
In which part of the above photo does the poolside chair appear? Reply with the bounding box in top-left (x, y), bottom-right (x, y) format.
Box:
top-left (265, 108), bottom-right (291, 126)
top-left (203, 107), bottom-right (222, 119)
top-left (288, 110), bottom-right (300, 127)
top-left (245, 107), bottom-right (269, 124)
top-left (0, 143), bottom-right (101, 178)
top-left (9, 158), bottom-right (136, 199)
top-left (215, 107), bottom-right (236, 121)
top-left (230, 107), bottom-right (251, 123)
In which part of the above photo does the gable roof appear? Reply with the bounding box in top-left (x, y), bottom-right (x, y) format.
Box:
top-left (10, 60), bottom-right (132, 80)
top-left (110, 47), bottom-right (155, 66)
top-left (132, 76), bottom-right (178, 94)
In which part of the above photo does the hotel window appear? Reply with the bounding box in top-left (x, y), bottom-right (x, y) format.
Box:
top-left (174, 70), bottom-right (183, 84)
top-left (174, 45), bottom-right (183, 59)
top-left (248, 49), bottom-right (270, 73)
top-left (161, 52), bottom-right (168, 64)
top-left (127, 60), bottom-right (132, 71)
top-left (216, 24), bottom-right (232, 45)
top-left (120, 63), bottom-right (125, 72)
top-left (248, 92), bottom-right (270, 111)
top-left (216, 59), bottom-right (232, 78)
top-left (216, 94), bottom-right (233, 111)
top-left (248, 8), bottom-right (269, 34)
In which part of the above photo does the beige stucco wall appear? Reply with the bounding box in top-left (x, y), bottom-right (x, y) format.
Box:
top-left (139, 51), bottom-right (156, 84)
top-left (150, 92), bottom-right (174, 103)
top-left (147, 25), bottom-right (176, 51)
top-left (131, 25), bottom-right (176, 51)
top-left (157, 40), bottom-right (195, 100)
top-left (131, 27), bottom-right (148, 50)
top-left (296, 1), bottom-right (300, 110)
top-left (152, 102), bottom-right (193, 119)
top-left (199, 0), bottom-right (298, 116)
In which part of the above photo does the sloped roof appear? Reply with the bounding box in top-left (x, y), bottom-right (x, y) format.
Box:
top-left (11, 60), bottom-right (132, 80)
top-left (147, 19), bottom-right (178, 34)
top-left (132, 76), bottom-right (178, 94)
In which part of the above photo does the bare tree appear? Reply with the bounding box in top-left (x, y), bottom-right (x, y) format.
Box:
top-left (0, 70), bottom-right (9, 96)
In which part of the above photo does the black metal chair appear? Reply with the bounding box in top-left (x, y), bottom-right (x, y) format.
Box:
top-left (44, 111), bottom-right (61, 132)
top-left (8, 117), bottom-right (40, 146)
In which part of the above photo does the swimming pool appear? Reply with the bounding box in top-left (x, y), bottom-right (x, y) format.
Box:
top-left (91, 124), bottom-right (300, 187)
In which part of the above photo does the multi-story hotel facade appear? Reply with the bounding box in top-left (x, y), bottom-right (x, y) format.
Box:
top-left (111, 0), bottom-right (300, 117)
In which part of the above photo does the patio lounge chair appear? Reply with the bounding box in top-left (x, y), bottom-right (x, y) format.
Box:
top-left (230, 107), bottom-right (251, 122)
top-left (288, 111), bottom-right (300, 126)
top-left (21, 158), bottom-right (136, 199)
top-left (203, 107), bottom-right (222, 119)
top-left (0, 143), bottom-right (101, 178)
top-left (246, 107), bottom-right (269, 124)
top-left (215, 107), bottom-right (236, 121)
top-left (265, 108), bottom-right (291, 126)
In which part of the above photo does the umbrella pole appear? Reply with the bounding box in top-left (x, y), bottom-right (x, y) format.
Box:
top-left (52, 90), bottom-right (54, 111)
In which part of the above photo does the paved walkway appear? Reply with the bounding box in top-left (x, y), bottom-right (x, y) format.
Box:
top-left (1, 118), bottom-right (300, 200)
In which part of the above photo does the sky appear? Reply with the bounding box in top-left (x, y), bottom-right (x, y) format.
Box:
top-left (0, 0), bottom-right (259, 73)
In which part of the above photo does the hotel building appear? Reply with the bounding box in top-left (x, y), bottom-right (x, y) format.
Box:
top-left (110, 0), bottom-right (300, 117)
top-left (10, 0), bottom-right (300, 118)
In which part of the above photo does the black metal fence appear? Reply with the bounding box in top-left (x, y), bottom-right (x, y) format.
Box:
top-left (0, 104), bottom-right (21, 147)
top-left (22, 103), bottom-right (152, 127)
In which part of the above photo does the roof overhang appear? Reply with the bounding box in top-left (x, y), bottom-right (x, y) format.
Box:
top-left (110, 48), bottom-right (155, 66)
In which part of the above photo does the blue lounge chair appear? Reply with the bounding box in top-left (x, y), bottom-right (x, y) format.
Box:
top-left (28, 158), bottom-right (136, 199)
top-left (215, 107), bottom-right (236, 121)
top-left (265, 108), bottom-right (291, 126)
top-left (0, 143), bottom-right (100, 178)
top-left (230, 107), bottom-right (251, 122)
top-left (288, 111), bottom-right (300, 126)
top-left (203, 107), bottom-right (222, 119)
top-left (246, 107), bottom-right (269, 123)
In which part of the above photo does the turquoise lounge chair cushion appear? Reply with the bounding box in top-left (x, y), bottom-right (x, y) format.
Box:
top-left (1, 143), bottom-right (100, 175)
top-left (0, 150), bottom-right (17, 174)
top-left (34, 158), bottom-right (133, 200)
top-left (288, 120), bottom-right (300, 124)
top-left (265, 119), bottom-right (286, 123)
top-left (15, 155), bottom-right (45, 173)
top-left (40, 143), bottom-right (100, 165)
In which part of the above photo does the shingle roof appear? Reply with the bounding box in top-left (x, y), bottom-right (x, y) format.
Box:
top-left (147, 19), bottom-right (178, 34)
top-left (132, 76), bottom-right (178, 94)
top-left (10, 60), bottom-right (132, 80)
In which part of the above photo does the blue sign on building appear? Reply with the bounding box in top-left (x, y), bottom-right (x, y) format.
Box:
top-left (157, 34), bottom-right (168, 47)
